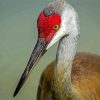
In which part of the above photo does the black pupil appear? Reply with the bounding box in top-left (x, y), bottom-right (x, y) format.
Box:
top-left (55, 26), bottom-right (57, 28)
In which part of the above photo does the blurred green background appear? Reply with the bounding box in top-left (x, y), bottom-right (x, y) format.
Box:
top-left (0, 0), bottom-right (100, 100)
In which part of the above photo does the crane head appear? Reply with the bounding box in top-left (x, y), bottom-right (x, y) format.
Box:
top-left (13, 0), bottom-right (79, 97)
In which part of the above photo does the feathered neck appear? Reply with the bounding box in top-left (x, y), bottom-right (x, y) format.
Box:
top-left (51, 34), bottom-right (79, 99)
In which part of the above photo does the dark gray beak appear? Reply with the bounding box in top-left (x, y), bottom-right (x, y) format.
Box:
top-left (13, 38), bottom-right (47, 97)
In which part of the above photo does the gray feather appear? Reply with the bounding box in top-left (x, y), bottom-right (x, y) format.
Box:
top-left (43, 0), bottom-right (65, 16)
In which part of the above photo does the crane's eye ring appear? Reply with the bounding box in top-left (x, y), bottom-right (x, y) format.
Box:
top-left (53, 25), bottom-right (60, 31)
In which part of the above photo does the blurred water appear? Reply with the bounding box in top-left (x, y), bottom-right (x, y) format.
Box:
top-left (0, 0), bottom-right (100, 100)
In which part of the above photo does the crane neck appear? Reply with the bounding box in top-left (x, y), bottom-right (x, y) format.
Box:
top-left (51, 34), bottom-right (78, 99)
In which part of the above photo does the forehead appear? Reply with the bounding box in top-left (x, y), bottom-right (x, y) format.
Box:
top-left (37, 12), bottom-right (61, 27)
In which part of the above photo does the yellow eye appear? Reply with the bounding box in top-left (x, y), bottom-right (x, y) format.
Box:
top-left (53, 25), bottom-right (60, 31)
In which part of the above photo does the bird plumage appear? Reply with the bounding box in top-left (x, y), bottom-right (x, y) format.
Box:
top-left (37, 52), bottom-right (100, 100)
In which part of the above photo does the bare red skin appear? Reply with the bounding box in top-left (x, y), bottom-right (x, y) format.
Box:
top-left (37, 12), bottom-right (61, 43)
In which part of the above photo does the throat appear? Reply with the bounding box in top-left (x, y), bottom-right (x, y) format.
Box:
top-left (51, 35), bottom-right (78, 99)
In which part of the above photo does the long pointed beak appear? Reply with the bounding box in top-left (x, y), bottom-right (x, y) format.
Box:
top-left (13, 38), bottom-right (47, 97)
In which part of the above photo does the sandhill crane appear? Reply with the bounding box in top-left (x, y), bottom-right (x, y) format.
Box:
top-left (13, 0), bottom-right (100, 99)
